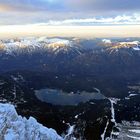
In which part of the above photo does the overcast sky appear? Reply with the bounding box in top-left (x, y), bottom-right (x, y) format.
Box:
top-left (0, 0), bottom-right (140, 25)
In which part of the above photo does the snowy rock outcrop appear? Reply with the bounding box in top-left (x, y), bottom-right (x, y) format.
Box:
top-left (0, 103), bottom-right (63, 140)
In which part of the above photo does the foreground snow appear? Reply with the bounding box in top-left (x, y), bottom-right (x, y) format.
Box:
top-left (0, 103), bottom-right (63, 140)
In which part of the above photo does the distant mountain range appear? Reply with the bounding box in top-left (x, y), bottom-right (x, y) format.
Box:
top-left (0, 37), bottom-right (140, 55)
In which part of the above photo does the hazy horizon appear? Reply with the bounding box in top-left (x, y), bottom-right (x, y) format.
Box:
top-left (0, 25), bottom-right (140, 39)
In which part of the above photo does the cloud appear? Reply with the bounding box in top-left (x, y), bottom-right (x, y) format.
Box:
top-left (39, 14), bottom-right (140, 26)
top-left (0, 0), bottom-right (140, 25)
top-left (0, 12), bottom-right (140, 25)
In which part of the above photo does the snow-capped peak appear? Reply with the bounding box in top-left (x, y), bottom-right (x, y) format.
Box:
top-left (0, 37), bottom-right (74, 55)
top-left (106, 40), bottom-right (140, 52)
top-left (47, 38), bottom-right (71, 48)
top-left (119, 41), bottom-right (139, 46)
top-left (102, 39), bottom-right (112, 44)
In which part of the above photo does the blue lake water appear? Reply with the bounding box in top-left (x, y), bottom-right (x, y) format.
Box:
top-left (35, 88), bottom-right (105, 106)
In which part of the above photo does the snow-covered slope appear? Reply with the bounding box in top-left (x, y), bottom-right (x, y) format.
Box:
top-left (102, 39), bottom-right (140, 51)
top-left (0, 38), bottom-right (77, 55)
top-left (0, 103), bottom-right (63, 140)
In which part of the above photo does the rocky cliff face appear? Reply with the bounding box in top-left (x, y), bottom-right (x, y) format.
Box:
top-left (0, 103), bottom-right (63, 140)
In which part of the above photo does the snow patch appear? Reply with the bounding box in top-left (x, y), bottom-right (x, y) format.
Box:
top-left (133, 47), bottom-right (140, 51)
top-left (109, 98), bottom-right (119, 124)
top-left (129, 129), bottom-right (140, 134)
top-left (101, 120), bottom-right (109, 140)
top-left (127, 135), bottom-right (140, 140)
top-left (102, 39), bottom-right (112, 44)
top-left (64, 124), bottom-right (76, 140)
top-left (129, 94), bottom-right (138, 97)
